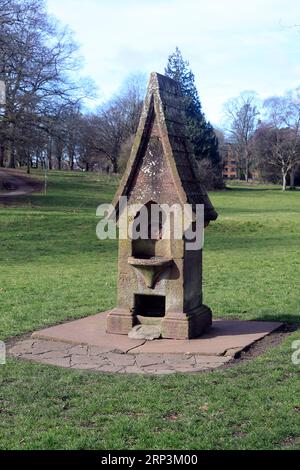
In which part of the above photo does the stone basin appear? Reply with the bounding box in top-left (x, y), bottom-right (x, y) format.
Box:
top-left (128, 256), bottom-right (173, 289)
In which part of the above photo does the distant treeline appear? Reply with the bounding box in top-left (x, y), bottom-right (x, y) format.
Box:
top-left (0, 1), bottom-right (223, 189)
top-left (221, 90), bottom-right (300, 190)
top-left (1, 1), bottom-right (299, 190)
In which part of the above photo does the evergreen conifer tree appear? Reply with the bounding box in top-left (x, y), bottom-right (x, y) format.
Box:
top-left (165, 48), bottom-right (222, 188)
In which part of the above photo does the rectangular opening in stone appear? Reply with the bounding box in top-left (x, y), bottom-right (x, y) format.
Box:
top-left (134, 294), bottom-right (165, 317)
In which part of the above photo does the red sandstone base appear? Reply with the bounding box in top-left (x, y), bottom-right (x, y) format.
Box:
top-left (106, 306), bottom-right (212, 340)
top-left (31, 312), bottom-right (283, 357)
top-left (161, 306), bottom-right (212, 339)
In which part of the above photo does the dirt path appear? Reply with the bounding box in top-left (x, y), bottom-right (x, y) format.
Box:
top-left (0, 169), bottom-right (43, 202)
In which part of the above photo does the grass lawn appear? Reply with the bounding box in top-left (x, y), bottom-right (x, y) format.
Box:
top-left (0, 170), bottom-right (299, 450)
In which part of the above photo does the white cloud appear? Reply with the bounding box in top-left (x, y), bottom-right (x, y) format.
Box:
top-left (47, 0), bottom-right (300, 124)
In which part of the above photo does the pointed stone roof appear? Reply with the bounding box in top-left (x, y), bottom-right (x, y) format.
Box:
top-left (112, 72), bottom-right (218, 223)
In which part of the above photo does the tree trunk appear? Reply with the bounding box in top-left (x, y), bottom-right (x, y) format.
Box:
top-left (47, 137), bottom-right (53, 170)
top-left (3, 119), bottom-right (14, 168)
top-left (112, 159), bottom-right (118, 174)
top-left (290, 169), bottom-right (296, 189)
top-left (4, 141), bottom-right (15, 168)
top-left (9, 150), bottom-right (15, 168)
top-left (244, 148), bottom-right (249, 182)
top-left (49, 157), bottom-right (52, 170)
top-left (0, 145), bottom-right (4, 167)
top-left (27, 154), bottom-right (31, 174)
top-left (282, 170), bottom-right (287, 191)
top-left (70, 152), bottom-right (74, 171)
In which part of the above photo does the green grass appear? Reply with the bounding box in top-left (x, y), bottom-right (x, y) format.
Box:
top-left (205, 185), bottom-right (300, 323)
top-left (0, 171), bottom-right (119, 339)
top-left (0, 170), bottom-right (299, 450)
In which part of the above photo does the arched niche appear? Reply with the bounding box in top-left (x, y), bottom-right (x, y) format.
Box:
top-left (131, 201), bottom-right (171, 259)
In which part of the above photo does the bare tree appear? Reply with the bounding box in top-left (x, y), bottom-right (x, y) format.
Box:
top-left (224, 92), bottom-right (260, 181)
top-left (0, 0), bottom-right (89, 169)
top-left (263, 90), bottom-right (300, 190)
top-left (83, 74), bottom-right (145, 173)
top-left (1, 1), bottom-right (144, 175)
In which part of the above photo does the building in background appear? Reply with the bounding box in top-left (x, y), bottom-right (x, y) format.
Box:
top-left (223, 143), bottom-right (238, 179)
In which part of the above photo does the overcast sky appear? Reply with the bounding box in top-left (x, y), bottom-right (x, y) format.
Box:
top-left (47, 0), bottom-right (300, 126)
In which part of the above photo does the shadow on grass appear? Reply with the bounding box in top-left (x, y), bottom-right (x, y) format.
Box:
top-left (217, 207), bottom-right (300, 215)
top-left (207, 234), bottom-right (300, 251)
top-left (12, 194), bottom-right (108, 211)
top-left (226, 185), bottom-right (299, 192)
top-left (252, 313), bottom-right (300, 324)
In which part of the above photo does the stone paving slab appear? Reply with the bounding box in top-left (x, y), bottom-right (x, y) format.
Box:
top-left (31, 313), bottom-right (145, 353)
top-left (7, 314), bottom-right (283, 375)
top-left (131, 320), bottom-right (282, 355)
top-left (9, 339), bottom-right (233, 374)
top-left (31, 313), bottom-right (282, 356)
